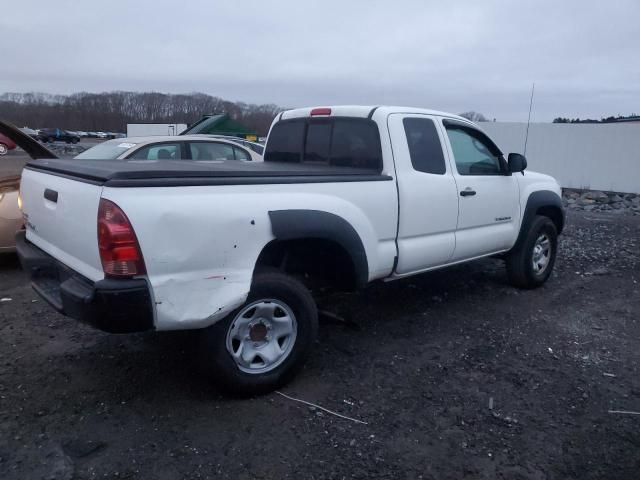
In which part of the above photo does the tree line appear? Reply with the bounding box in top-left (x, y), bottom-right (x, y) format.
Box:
top-left (0, 91), bottom-right (283, 136)
top-left (553, 114), bottom-right (639, 124)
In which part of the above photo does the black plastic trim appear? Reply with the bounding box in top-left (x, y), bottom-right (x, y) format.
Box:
top-left (24, 164), bottom-right (105, 185)
top-left (15, 231), bottom-right (154, 333)
top-left (367, 106), bottom-right (380, 119)
top-left (512, 190), bottom-right (565, 251)
top-left (104, 174), bottom-right (392, 188)
top-left (44, 188), bottom-right (58, 203)
top-left (268, 210), bottom-right (369, 288)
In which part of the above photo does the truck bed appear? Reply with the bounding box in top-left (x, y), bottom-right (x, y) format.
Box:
top-left (24, 159), bottom-right (392, 187)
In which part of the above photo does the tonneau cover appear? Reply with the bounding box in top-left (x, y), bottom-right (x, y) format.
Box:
top-left (24, 158), bottom-right (391, 187)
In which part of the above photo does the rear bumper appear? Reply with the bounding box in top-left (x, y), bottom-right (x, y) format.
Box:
top-left (15, 230), bottom-right (154, 333)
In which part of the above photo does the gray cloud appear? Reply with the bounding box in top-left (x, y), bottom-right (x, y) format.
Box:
top-left (1, 0), bottom-right (638, 120)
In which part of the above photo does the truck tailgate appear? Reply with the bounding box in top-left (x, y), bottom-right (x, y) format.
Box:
top-left (21, 168), bottom-right (104, 281)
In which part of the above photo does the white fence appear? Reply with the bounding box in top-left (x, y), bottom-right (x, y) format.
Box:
top-left (478, 122), bottom-right (640, 194)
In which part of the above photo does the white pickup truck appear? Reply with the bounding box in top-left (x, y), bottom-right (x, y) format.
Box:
top-left (6, 106), bottom-right (564, 394)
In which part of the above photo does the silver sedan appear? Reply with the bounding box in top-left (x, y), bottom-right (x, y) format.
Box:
top-left (75, 135), bottom-right (263, 162)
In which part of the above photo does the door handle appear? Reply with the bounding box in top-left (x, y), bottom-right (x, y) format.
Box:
top-left (44, 188), bottom-right (58, 203)
top-left (460, 188), bottom-right (476, 197)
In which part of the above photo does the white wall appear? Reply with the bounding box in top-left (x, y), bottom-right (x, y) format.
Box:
top-left (478, 122), bottom-right (640, 193)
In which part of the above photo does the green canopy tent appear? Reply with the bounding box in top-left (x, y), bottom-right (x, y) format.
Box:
top-left (180, 114), bottom-right (257, 140)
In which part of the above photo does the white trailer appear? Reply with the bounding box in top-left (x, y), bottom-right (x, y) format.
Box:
top-left (126, 123), bottom-right (187, 137)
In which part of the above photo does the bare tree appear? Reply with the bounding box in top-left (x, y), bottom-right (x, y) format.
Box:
top-left (458, 111), bottom-right (488, 122)
top-left (0, 91), bottom-right (284, 135)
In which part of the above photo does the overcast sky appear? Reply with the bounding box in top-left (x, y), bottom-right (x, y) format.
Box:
top-left (1, 0), bottom-right (638, 121)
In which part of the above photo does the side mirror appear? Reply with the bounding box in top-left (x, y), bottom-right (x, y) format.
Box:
top-left (508, 153), bottom-right (527, 174)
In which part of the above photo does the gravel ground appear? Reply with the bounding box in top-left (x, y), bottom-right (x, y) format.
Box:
top-left (1, 211), bottom-right (639, 479)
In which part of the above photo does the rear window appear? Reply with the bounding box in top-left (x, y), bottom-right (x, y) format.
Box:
top-left (264, 118), bottom-right (382, 171)
top-left (74, 141), bottom-right (138, 160)
top-left (264, 121), bottom-right (304, 163)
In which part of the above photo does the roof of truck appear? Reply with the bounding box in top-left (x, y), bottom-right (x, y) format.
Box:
top-left (280, 106), bottom-right (471, 123)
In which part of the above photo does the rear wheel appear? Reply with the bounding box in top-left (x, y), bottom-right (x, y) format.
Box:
top-left (506, 215), bottom-right (558, 289)
top-left (0, 143), bottom-right (7, 155)
top-left (199, 271), bottom-right (318, 395)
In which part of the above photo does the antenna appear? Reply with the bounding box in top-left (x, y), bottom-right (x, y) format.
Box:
top-left (524, 82), bottom-right (535, 155)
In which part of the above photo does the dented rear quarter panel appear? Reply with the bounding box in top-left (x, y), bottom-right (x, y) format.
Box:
top-left (101, 180), bottom-right (398, 330)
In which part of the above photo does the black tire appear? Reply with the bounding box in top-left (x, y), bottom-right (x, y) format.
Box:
top-left (71, 137), bottom-right (79, 144)
top-left (506, 215), bottom-right (558, 289)
top-left (199, 271), bottom-right (318, 396)
top-left (0, 143), bottom-right (8, 156)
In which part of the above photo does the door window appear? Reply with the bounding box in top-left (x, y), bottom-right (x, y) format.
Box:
top-left (128, 143), bottom-right (180, 160)
top-left (189, 142), bottom-right (235, 160)
top-left (445, 126), bottom-right (503, 175)
top-left (403, 118), bottom-right (446, 174)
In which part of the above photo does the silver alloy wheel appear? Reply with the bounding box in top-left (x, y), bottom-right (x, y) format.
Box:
top-left (225, 299), bottom-right (297, 374)
top-left (0, 144), bottom-right (7, 155)
top-left (532, 234), bottom-right (552, 274)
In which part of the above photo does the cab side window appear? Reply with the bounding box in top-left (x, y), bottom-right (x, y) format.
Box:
top-left (403, 117), bottom-right (446, 174)
top-left (445, 126), bottom-right (503, 175)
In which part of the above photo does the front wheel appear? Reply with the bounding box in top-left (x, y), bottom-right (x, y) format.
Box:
top-left (506, 215), bottom-right (558, 289)
top-left (199, 271), bottom-right (318, 395)
top-left (0, 143), bottom-right (8, 155)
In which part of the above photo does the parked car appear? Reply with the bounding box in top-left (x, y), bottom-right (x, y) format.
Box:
top-left (20, 127), bottom-right (39, 140)
top-left (37, 128), bottom-right (80, 144)
top-left (0, 133), bottom-right (17, 155)
top-left (205, 135), bottom-right (264, 155)
top-left (0, 176), bottom-right (22, 252)
top-left (11, 106), bottom-right (564, 395)
top-left (74, 135), bottom-right (262, 161)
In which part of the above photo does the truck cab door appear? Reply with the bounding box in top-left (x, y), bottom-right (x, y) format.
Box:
top-left (440, 120), bottom-right (520, 261)
top-left (388, 114), bottom-right (459, 275)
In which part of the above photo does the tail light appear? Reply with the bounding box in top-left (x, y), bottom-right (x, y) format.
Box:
top-left (97, 198), bottom-right (146, 278)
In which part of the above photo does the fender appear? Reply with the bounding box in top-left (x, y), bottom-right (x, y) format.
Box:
top-left (513, 190), bottom-right (565, 251)
top-left (268, 209), bottom-right (369, 288)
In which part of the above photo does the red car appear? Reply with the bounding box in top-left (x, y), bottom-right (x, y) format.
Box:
top-left (0, 133), bottom-right (17, 156)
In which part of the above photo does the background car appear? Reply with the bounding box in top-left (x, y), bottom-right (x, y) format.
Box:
top-left (37, 128), bottom-right (80, 144)
top-left (0, 176), bottom-right (22, 252)
top-left (75, 135), bottom-right (263, 161)
top-left (0, 133), bottom-right (17, 156)
top-left (19, 127), bottom-right (39, 140)
top-left (205, 135), bottom-right (265, 155)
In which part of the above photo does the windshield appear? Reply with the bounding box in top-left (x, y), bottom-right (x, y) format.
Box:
top-left (74, 140), bottom-right (138, 160)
